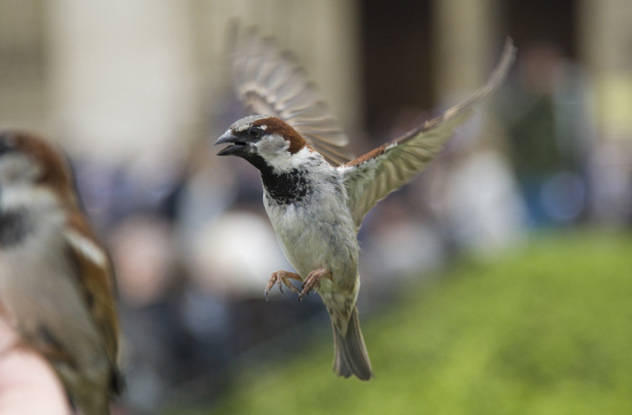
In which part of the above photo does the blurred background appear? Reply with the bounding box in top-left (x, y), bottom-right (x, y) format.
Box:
top-left (1, 0), bottom-right (631, 413)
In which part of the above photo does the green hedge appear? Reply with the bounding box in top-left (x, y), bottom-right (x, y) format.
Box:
top-left (207, 230), bottom-right (632, 414)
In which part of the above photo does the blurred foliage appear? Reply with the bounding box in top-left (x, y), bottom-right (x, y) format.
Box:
top-left (178, 230), bottom-right (632, 414)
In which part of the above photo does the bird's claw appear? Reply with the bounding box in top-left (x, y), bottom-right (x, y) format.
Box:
top-left (298, 268), bottom-right (331, 301)
top-left (264, 271), bottom-right (301, 298)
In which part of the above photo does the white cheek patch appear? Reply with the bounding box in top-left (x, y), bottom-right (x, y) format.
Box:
top-left (256, 134), bottom-right (289, 157)
top-left (0, 186), bottom-right (59, 211)
top-left (0, 154), bottom-right (40, 185)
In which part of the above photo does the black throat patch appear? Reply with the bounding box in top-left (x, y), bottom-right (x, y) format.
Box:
top-left (241, 152), bottom-right (313, 205)
top-left (262, 168), bottom-right (312, 205)
top-left (0, 208), bottom-right (34, 247)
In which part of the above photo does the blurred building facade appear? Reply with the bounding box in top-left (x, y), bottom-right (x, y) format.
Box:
top-left (0, 0), bottom-right (629, 161)
top-left (0, 0), bottom-right (360, 162)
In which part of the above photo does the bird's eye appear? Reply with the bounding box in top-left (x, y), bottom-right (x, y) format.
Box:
top-left (0, 134), bottom-right (17, 155)
top-left (249, 127), bottom-right (263, 139)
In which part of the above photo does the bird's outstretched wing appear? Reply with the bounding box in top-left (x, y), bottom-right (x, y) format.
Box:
top-left (228, 25), bottom-right (353, 165)
top-left (340, 39), bottom-right (516, 228)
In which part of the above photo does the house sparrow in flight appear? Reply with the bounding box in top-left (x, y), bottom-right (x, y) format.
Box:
top-left (0, 131), bottom-right (122, 414)
top-left (216, 28), bottom-right (515, 380)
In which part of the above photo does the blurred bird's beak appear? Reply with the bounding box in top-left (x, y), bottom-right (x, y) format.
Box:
top-left (215, 131), bottom-right (247, 157)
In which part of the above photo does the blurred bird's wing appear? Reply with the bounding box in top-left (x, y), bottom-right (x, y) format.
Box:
top-left (340, 40), bottom-right (516, 229)
top-left (64, 211), bottom-right (121, 392)
top-left (229, 25), bottom-right (353, 166)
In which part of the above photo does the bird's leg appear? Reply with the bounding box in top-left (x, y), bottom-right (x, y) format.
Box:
top-left (299, 268), bottom-right (332, 301)
top-left (265, 270), bottom-right (301, 298)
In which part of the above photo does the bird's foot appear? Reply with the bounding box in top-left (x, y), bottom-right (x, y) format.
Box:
top-left (299, 268), bottom-right (332, 301)
top-left (265, 270), bottom-right (301, 298)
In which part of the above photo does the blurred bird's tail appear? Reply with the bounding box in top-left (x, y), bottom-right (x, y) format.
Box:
top-left (332, 306), bottom-right (373, 380)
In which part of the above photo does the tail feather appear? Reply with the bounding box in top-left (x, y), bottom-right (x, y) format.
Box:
top-left (332, 306), bottom-right (373, 380)
top-left (109, 366), bottom-right (124, 397)
top-left (57, 363), bottom-right (119, 415)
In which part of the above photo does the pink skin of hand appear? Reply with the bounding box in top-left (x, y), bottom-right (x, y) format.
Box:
top-left (0, 316), bottom-right (71, 414)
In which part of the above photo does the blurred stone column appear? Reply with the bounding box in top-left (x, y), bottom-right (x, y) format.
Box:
top-left (0, 0), bottom-right (48, 131)
top-left (433, 0), bottom-right (497, 100)
top-left (430, 0), bottom-right (525, 251)
top-left (579, 0), bottom-right (632, 142)
top-left (579, 0), bottom-right (632, 222)
top-left (190, 0), bottom-right (361, 133)
top-left (46, 0), bottom-right (197, 168)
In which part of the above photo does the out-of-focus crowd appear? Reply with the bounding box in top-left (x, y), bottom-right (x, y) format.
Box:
top-left (58, 41), bottom-right (629, 411)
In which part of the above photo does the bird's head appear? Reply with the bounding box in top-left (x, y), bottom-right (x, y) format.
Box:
top-left (0, 131), bottom-right (75, 206)
top-left (215, 115), bottom-right (309, 172)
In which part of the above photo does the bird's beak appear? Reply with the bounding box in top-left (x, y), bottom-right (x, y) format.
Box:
top-left (215, 131), bottom-right (248, 157)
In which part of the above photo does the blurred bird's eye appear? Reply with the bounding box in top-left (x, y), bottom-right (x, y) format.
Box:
top-left (0, 135), bottom-right (17, 155)
top-left (249, 127), bottom-right (263, 139)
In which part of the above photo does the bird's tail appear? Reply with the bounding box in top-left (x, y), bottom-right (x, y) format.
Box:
top-left (57, 363), bottom-right (117, 415)
top-left (66, 380), bottom-right (110, 415)
top-left (332, 306), bottom-right (373, 380)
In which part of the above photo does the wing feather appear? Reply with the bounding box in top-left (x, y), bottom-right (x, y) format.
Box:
top-left (341, 39), bottom-right (516, 228)
top-left (64, 211), bottom-right (120, 387)
top-left (229, 25), bottom-right (353, 165)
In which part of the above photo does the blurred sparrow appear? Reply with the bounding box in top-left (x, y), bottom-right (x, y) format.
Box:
top-left (216, 28), bottom-right (515, 380)
top-left (0, 131), bottom-right (122, 414)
